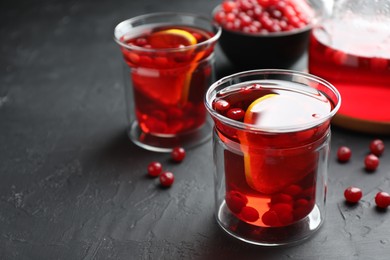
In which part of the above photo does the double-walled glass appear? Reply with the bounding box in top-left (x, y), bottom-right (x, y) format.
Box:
top-left (205, 70), bottom-right (341, 246)
top-left (114, 13), bottom-right (221, 152)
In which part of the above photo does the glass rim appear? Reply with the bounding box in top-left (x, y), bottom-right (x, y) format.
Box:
top-left (113, 12), bottom-right (222, 53)
top-left (205, 69), bottom-right (341, 133)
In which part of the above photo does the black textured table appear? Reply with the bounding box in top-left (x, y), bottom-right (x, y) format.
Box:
top-left (1, 0), bottom-right (390, 259)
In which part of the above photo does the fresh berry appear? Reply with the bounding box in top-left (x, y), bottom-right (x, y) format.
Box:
top-left (214, 0), bottom-right (312, 34)
top-left (240, 206), bottom-right (259, 222)
top-left (369, 139), bottom-right (385, 156)
top-left (344, 186), bottom-right (363, 203)
top-left (159, 171), bottom-right (175, 187)
top-left (214, 99), bottom-right (230, 112)
top-left (226, 108), bottom-right (245, 121)
top-left (364, 154), bottom-right (379, 171)
top-left (271, 193), bottom-right (293, 204)
top-left (262, 210), bottom-right (278, 226)
top-left (284, 184), bottom-right (302, 197)
top-left (171, 147), bottom-right (186, 162)
top-left (226, 190), bottom-right (248, 213)
top-left (375, 191), bottom-right (390, 209)
top-left (147, 161), bottom-right (162, 177)
top-left (337, 146), bottom-right (352, 162)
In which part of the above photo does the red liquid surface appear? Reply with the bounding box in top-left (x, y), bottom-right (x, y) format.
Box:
top-left (120, 25), bottom-right (216, 135)
top-left (212, 82), bottom-right (333, 227)
top-left (309, 20), bottom-right (390, 123)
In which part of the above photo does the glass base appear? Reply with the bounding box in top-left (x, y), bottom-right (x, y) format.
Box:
top-left (128, 118), bottom-right (212, 152)
top-left (216, 201), bottom-right (323, 246)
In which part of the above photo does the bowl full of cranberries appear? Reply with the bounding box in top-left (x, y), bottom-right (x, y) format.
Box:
top-left (213, 0), bottom-right (323, 70)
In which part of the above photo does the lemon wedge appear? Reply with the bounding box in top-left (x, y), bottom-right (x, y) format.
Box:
top-left (244, 94), bottom-right (278, 124)
top-left (239, 94), bottom-right (278, 192)
top-left (149, 29), bottom-right (197, 48)
top-left (239, 93), bottom-right (317, 194)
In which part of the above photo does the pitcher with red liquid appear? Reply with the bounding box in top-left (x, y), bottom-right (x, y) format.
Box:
top-left (114, 13), bottom-right (221, 151)
top-left (309, 0), bottom-right (390, 134)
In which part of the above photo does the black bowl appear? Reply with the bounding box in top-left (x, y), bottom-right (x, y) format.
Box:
top-left (212, 6), bottom-right (312, 70)
top-left (218, 27), bottom-right (311, 70)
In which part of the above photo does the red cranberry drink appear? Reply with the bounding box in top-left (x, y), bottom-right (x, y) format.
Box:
top-left (205, 70), bottom-right (340, 245)
top-left (114, 13), bottom-right (221, 151)
top-left (309, 14), bottom-right (390, 131)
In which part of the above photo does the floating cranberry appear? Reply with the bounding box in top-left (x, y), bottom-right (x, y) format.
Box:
top-left (364, 154), bottom-right (379, 171)
top-left (241, 206), bottom-right (259, 222)
top-left (226, 190), bottom-right (248, 213)
top-left (159, 171), bottom-right (175, 187)
top-left (262, 210), bottom-right (278, 226)
top-left (344, 186), bottom-right (363, 203)
top-left (214, 99), bottom-right (230, 113)
top-left (369, 139), bottom-right (385, 157)
top-left (271, 193), bottom-right (293, 204)
top-left (226, 108), bottom-right (245, 121)
top-left (171, 146), bottom-right (186, 162)
top-left (375, 191), bottom-right (390, 209)
top-left (284, 184), bottom-right (302, 197)
top-left (135, 37), bottom-right (147, 46)
top-left (271, 203), bottom-right (293, 215)
top-left (337, 146), bottom-right (352, 162)
top-left (147, 161), bottom-right (162, 177)
top-left (294, 198), bottom-right (309, 208)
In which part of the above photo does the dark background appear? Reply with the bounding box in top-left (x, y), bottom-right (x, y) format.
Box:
top-left (1, 0), bottom-right (389, 259)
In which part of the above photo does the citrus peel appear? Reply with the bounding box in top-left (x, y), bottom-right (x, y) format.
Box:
top-left (149, 29), bottom-right (197, 48)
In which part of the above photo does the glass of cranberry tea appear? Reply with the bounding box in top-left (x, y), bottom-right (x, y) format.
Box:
top-left (114, 13), bottom-right (221, 152)
top-left (205, 69), bottom-right (340, 246)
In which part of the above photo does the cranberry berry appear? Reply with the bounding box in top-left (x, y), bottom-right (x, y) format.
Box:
top-left (337, 146), bottom-right (352, 162)
top-left (369, 139), bottom-right (385, 156)
top-left (214, 0), bottom-right (312, 34)
top-left (344, 186), bottom-right (363, 203)
top-left (214, 99), bottom-right (230, 112)
top-left (171, 146), bottom-right (186, 162)
top-left (364, 154), bottom-right (380, 171)
top-left (375, 191), bottom-right (390, 209)
top-left (226, 108), bottom-right (245, 121)
top-left (147, 161), bottom-right (163, 177)
top-left (226, 190), bottom-right (248, 213)
top-left (240, 206), bottom-right (260, 222)
top-left (159, 171), bottom-right (175, 187)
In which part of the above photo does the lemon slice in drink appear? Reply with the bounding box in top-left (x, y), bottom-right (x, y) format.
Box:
top-left (239, 93), bottom-right (318, 194)
top-left (148, 29), bottom-right (197, 48)
top-left (148, 29), bottom-right (199, 105)
top-left (240, 94), bottom-right (277, 193)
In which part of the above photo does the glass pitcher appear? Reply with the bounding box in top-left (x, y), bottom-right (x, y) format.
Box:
top-left (308, 0), bottom-right (390, 134)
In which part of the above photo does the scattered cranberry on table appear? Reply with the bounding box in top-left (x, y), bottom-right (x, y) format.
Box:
top-left (375, 191), bottom-right (390, 209)
top-left (147, 161), bottom-right (163, 177)
top-left (337, 146), bottom-right (352, 162)
top-left (344, 186), bottom-right (363, 203)
top-left (171, 146), bottom-right (186, 162)
top-left (369, 139), bottom-right (385, 157)
top-left (364, 154), bottom-right (380, 171)
top-left (159, 171), bottom-right (175, 187)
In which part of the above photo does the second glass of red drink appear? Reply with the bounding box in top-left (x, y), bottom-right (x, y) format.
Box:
top-left (114, 13), bottom-right (221, 152)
